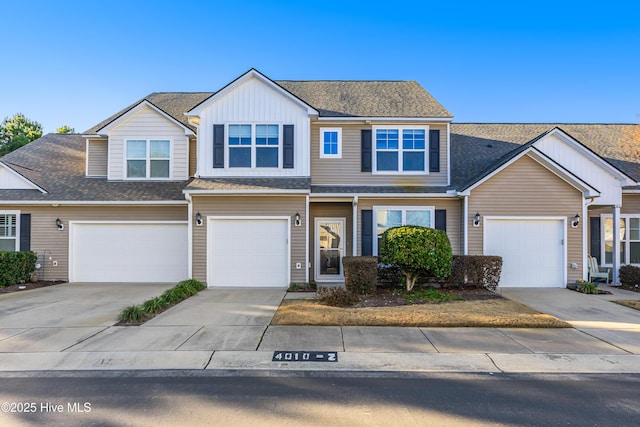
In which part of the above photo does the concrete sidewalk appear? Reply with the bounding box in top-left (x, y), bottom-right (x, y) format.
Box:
top-left (1, 286), bottom-right (639, 374)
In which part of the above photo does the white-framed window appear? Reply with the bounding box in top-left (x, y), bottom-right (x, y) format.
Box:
top-left (228, 124), bottom-right (280, 168)
top-left (373, 126), bottom-right (428, 174)
top-left (126, 139), bottom-right (171, 179)
top-left (0, 211), bottom-right (19, 252)
top-left (373, 206), bottom-right (434, 255)
top-left (319, 128), bottom-right (342, 159)
top-left (602, 214), bottom-right (640, 265)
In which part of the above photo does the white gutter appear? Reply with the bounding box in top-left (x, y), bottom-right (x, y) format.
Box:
top-left (316, 117), bottom-right (453, 123)
top-left (183, 189), bottom-right (310, 195)
top-left (311, 192), bottom-right (459, 199)
top-left (0, 200), bottom-right (188, 205)
top-left (352, 196), bottom-right (358, 256)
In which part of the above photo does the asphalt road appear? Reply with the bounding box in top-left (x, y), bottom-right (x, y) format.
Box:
top-left (0, 373), bottom-right (638, 426)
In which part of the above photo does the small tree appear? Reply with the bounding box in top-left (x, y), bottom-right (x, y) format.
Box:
top-left (379, 226), bottom-right (452, 291)
top-left (0, 113), bottom-right (43, 156)
top-left (56, 125), bottom-right (75, 134)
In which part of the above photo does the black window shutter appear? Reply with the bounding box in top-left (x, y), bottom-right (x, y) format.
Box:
top-left (590, 217), bottom-right (601, 264)
top-left (283, 125), bottom-right (294, 169)
top-left (429, 129), bottom-right (440, 172)
top-left (361, 210), bottom-right (373, 256)
top-left (435, 209), bottom-right (446, 232)
top-left (20, 214), bottom-right (31, 252)
top-left (213, 124), bottom-right (225, 168)
top-left (361, 130), bottom-right (372, 172)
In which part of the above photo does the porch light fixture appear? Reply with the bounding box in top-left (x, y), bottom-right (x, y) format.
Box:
top-left (195, 212), bottom-right (203, 227)
top-left (56, 218), bottom-right (64, 231)
top-left (571, 213), bottom-right (580, 228)
top-left (294, 212), bottom-right (301, 227)
top-left (473, 212), bottom-right (481, 227)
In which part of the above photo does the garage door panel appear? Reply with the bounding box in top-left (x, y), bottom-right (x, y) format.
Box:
top-left (71, 223), bottom-right (188, 283)
top-left (485, 219), bottom-right (564, 287)
top-left (209, 219), bottom-right (288, 287)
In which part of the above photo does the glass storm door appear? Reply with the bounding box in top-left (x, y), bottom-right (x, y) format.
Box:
top-left (316, 218), bottom-right (346, 281)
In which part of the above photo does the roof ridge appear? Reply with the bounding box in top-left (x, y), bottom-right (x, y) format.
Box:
top-left (453, 122), bottom-right (639, 125)
top-left (276, 79), bottom-right (412, 83)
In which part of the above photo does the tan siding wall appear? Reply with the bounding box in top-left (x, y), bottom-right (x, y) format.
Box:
top-left (587, 194), bottom-right (640, 258)
top-left (191, 196), bottom-right (307, 285)
top-left (310, 123), bottom-right (449, 186)
top-left (189, 138), bottom-right (197, 177)
top-left (8, 205), bottom-right (187, 281)
top-left (356, 198), bottom-right (461, 256)
top-left (86, 139), bottom-right (108, 176)
top-left (468, 155), bottom-right (583, 283)
top-left (309, 203), bottom-right (352, 281)
top-left (108, 106), bottom-right (189, 180)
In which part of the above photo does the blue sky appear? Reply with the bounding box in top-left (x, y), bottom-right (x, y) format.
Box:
top-left (1, 0), bottom-right (639, 133)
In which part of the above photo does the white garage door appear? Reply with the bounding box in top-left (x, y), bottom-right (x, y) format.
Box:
top-left (70, 222), bottom-right (188, 282)
top-left (209, 218), bottom-right (288, 287)
top-left (484, 218), bottom-right (565, 287)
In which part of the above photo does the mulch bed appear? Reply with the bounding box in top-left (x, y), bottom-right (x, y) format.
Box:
top-left (566, 284), bottom-right (612, 295)
top-left (0, 281), bottom-right (66, 293)
top-left (351, 286), bottom-right (502, 308)
top-left (617, 284), bottom-right (640, 293)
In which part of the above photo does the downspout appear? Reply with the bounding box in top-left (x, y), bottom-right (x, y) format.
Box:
top-left (352, 196), bottom-right (358, 256)
top-left (185, 192), bottom-right (193, 279)
top-left (305, 194), bottom-right (310, 283)
top-left (613, 204), bottom-right (621, 285)
top-left (463, 195), bottom-right (468, 255)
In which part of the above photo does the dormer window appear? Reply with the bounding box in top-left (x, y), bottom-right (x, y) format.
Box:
top-left (126, 139), bottom-right (171, 179)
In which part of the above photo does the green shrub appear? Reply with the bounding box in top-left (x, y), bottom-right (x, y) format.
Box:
top-left (316, 286), bottom-right (359, 307)
top-left (142, 297), bottom-right (167, 313)
top-left (379, 226), bottom-right (452, 291)
top-left (580, 283), bottom-right (599, 294)
top-left (288, 281), bottom-right (317, 291)
top-left (119, 305), bottom-right (150, 322)
top-left (619, 265), bottom-right (640, 287)
top-left (0, 251), bottom-right (37, 287)
top-left (376, 263), bottom-right (404, 288)
top-left (394, 287), bottom-right (463, 303)
top-left (448, 255), bottom-right (503, 291)
top-left (342, 256), bottom-right (377, 295)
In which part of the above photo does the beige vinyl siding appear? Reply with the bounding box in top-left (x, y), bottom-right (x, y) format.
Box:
top-left (8, 205), bottom-right (187, 281)
top-left (310, 122), bottom-right (448, 186)
top-left (191, 195), bottom-right (307, 285)
top-left (356, 198), bottom-right (461, 256)
top-left (108, 105), bottom-right (189, 180)
top-left (309, 202), bottom-right (352, 281)
top-left (189, 138), bottom-right (197, 177)
top-left (86, 139), bottom-right (108, 176)
top-left (468, 154), bottom-right (583, 283)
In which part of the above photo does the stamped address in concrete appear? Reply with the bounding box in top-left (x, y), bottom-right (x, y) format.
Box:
top-left (272, 351), bottom-right (338, 362)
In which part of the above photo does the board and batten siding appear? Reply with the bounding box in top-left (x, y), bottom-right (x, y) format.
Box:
top-left (310, 123), bottom-right (449, 186)
top-left (107, 105), bottom-right (189, 180)
top-left (309, 202), bottom-right (352, 281)
top-left (356, 197), bottom-right (461, 256)
top-left (191, 195), bottom-right (307, 285)
top-left (196, 77), bottom-right (311, 177)
top-left (7, 205), bottom-right (187, 281)
top-left (86, 139), bottom-right (108, 176)
top-left (467, 154), bottom-right (583, 283)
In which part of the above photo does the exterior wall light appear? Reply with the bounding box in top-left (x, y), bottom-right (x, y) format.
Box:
top-left (294, 212), bottom-right (301, 227)
top-left (571, 213), bottom-right (580, 228)
top-left (473, 212), bottom-right (481, 227)
top-left (195, 212), bottom-right (203, 227)
top-left (56, 218), bottom-right (64, 230)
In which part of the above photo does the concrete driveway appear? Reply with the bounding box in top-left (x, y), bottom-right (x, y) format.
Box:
top-left (501, 286), bottom-right (640, 354)
top-left (0, 282), bottom-right (173, 352)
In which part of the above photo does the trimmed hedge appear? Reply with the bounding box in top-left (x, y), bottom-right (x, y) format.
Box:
top-left (342, 256), bottom-right (378, 295)
top-left (619, 265), bottom-right (640, 287)
top-left (0, 251), bottom-right (37, 287)
top-left (448, 255), bottom-right (503, 291)
top-left (379, 226), bottom-right (452, 291)
top-left (317, 286), bottom-right (359, 307)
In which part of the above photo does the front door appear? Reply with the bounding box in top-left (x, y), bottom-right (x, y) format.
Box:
top-left (315, 218), bottom-right (346, 282)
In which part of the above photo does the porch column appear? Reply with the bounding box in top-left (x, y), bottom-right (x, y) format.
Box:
top-left (352, 196), bottom-right (358, 256)
top-left (613, 204), bottom-right (621, 285)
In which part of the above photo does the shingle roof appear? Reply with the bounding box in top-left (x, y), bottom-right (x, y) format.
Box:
top-left (276, 80), bottom-right (452, 118)
top-left (450, 123), bottom-right (640, 189)
top-left (186, 177), bottom-right (311, 192)
top-left (0, 133), bottom-right (188, 201)
top-left (85, 92), bottom-right (213, 134)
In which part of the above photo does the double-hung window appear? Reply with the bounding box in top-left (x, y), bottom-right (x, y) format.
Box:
top-left (0, 211), bottom-right (18, 252)
top-left (228, 124), bottom-right (280, 168)
top-left (374, 127), bottom-right (427, 173)
top-left (373, 206), bottom-right (434, 254)
top-left (602, 215), bottom-right (640, 265)
top-left (126, 139), bottom-right (171, 179)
